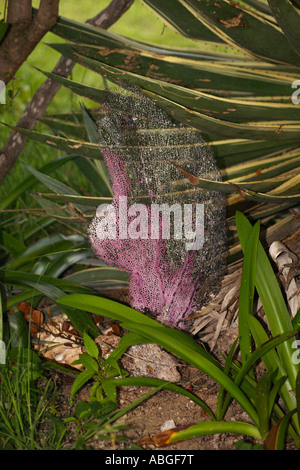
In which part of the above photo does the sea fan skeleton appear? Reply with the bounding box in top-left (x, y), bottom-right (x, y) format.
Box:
top-left (88, 86), bottom-right (226, 328)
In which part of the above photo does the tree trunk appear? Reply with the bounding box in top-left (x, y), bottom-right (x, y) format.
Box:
top-left (0, 0), bottom-right (59, 84)
top-left (0, 0), bottom-right (134, 184)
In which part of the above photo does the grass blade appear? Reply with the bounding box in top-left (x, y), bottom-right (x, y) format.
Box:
top-left (0, 155), bottom-right (78, 211)
top-left (104, 376), bottom-right (215, 419)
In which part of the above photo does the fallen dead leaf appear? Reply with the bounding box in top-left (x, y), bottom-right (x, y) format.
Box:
top-left (138, 423), bottom-right (196, 447)
top-left (17, 301), bottom-right (43, 336)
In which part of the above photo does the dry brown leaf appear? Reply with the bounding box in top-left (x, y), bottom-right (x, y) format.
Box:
top-left (33, 314), bottom-right (181, 381)
top-left (218, 13), bottom-right (243, 28)
top-left (138, 423), bottom-right (196, 447)
top-left (170, 162), bottom-right (199, 185)
top-left (269, 241), bottom-right (300, 317)
top-left (264, 420), bottom-right (283, 450)
top-left (17, 301), bottom-right (43, 336)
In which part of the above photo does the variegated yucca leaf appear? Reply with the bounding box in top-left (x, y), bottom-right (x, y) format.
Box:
top-left (24, 2), bottom-right (299, 262)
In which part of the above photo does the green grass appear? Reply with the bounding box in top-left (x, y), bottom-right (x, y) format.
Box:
top-left (8, 0), bottom-right (199, 111)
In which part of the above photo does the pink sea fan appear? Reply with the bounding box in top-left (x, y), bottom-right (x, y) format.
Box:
top-left (88, 88), bottom-right (226, 328)
top-left (89, 149), bottom-right (202, 327)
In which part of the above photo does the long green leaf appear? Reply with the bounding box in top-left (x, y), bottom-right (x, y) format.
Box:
top-left (27, 165), bottom-right (80, 197)
top-left (297, 369), bottom-right (300, 431)
top-left (52, 54), bottom-right (300, 139)
top-left (36, 67), bottom-right (107, 105)
top-left (0, 155), bottom-right (78, 210)
top-left (274, 410), bottom-right (297, 450)
top-left (268, 376), bottom-right (288, 417)
top-left (35, 193), bottom-right (111, 207)
top-left (143, 0), bottom-right (272, 34)
top-left (144, 89), bottom-right (300, 140)
top-left (5, 234), bottom-right (83, 270)
top-left (238, 219), bottom-right (260, 363)
top-left (2, 124), bottom-right (101, 159)
top-left (249, 315), bottom-right (296, 414)
top-left (50, 54), bottom-right (300, 139)
top-left (170, 167), bottom-right (300, 202)
top-left (181, 0), bottom-right (300, 66)
top-left (142, 0), bottom-right (223, 41)
top-left (48, 41), bottom-right (295, 96)
top-left (167, 420), bottom-right (261, 443)
top-left (243, 0), bottom-right (272, 15)
top-left (73, 157), bottom-right (112, 198)
top-left (80, 105), bottom-right (112, 195)
top-left (7, 309), bottom-right (29, 349)
top-left (256, 371), bottom-right (273, 439)
top-left (43, 249), bottom-right (90, 279)
top-left (221, 327), bottom-right (297, 419)
top-left (103, 376), bottom-right (215, 419)
top-left (65, 267), bottom-right (128, 290)
top-left (0, 269), bottom-right (93, 300)
top-left (216, 338), bottom-right (238, 420)
top-left (26, 165), bottom-right (98, 213)
top-left (0, 21), bottom-right (8, 42)
top-left (41, 65), bottom-right (300, 124)
top-left (0, 232), bottom-right (27, 256)
top-left (268, 0), bottom-right (300, 55)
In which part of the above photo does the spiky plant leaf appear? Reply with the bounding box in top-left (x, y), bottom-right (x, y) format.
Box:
top-left (36, 6), bottom-right (299, 248)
